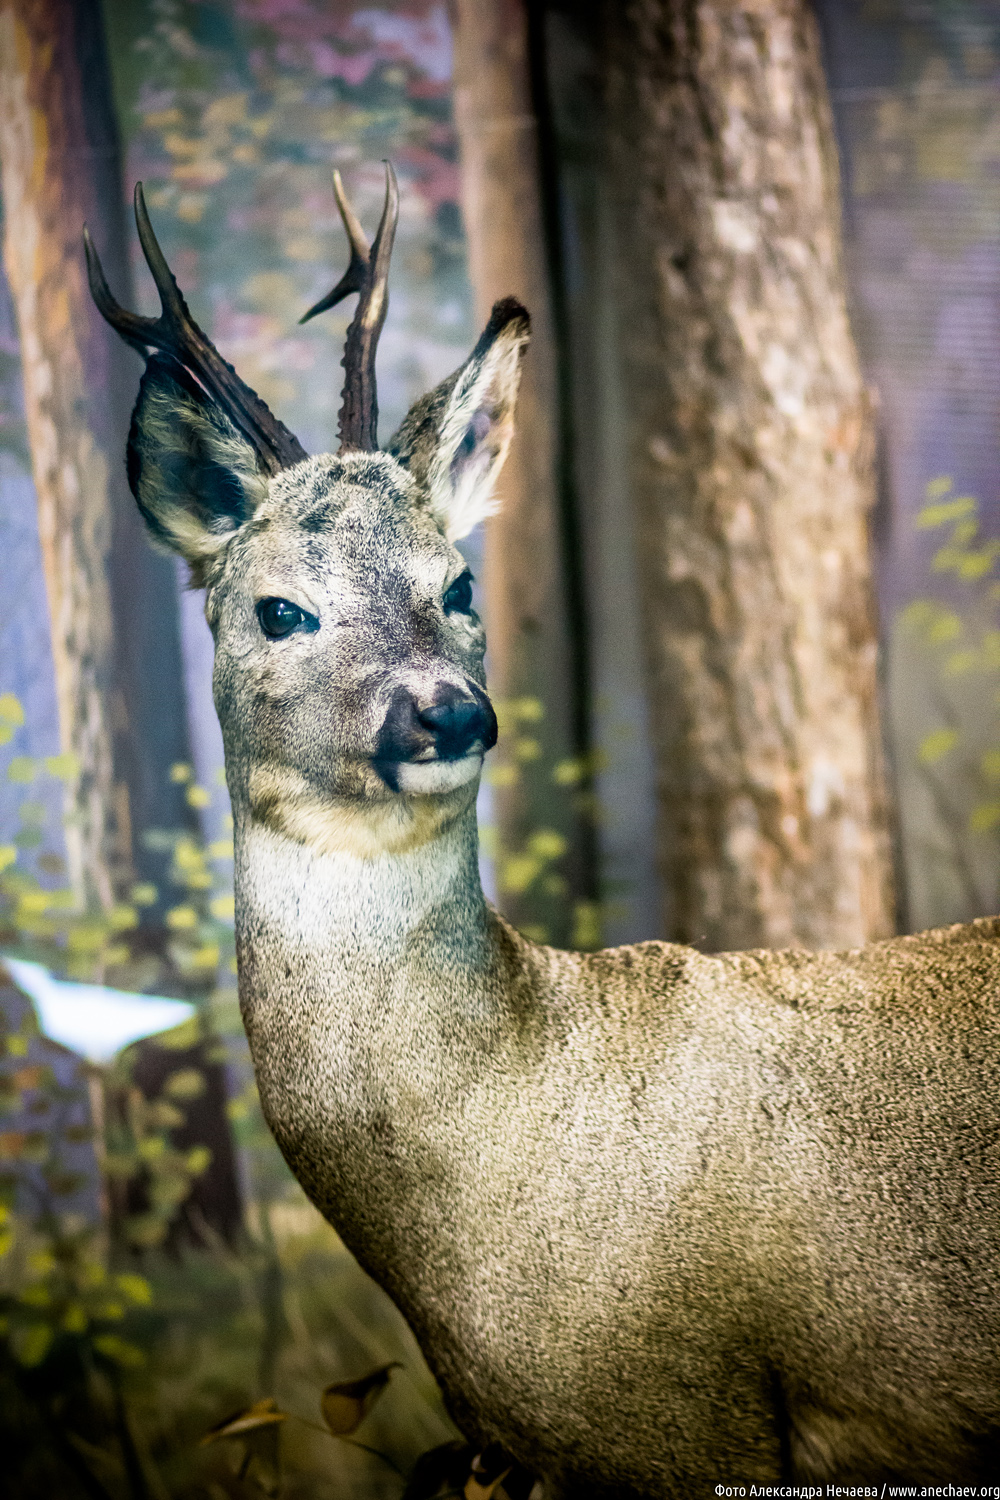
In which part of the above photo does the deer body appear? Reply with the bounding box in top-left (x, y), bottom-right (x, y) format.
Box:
top-left (88, 174), bottom-right (1000, 1494)
top-left (236, 801), bottom-right (1000, 1492)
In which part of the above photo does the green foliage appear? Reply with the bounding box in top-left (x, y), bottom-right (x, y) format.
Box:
top-left (899, 477), bottom-right (1000, 914)
top-left (481, 697), bottom-right (604, 949)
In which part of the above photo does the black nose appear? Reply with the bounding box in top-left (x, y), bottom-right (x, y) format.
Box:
top-left (374, 682), bottom-right (498, 787)
top-left (418, 687), bottom-right (496, 761)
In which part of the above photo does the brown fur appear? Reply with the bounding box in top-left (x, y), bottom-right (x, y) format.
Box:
top-left (118, 293), bottom-right (1000, 1496)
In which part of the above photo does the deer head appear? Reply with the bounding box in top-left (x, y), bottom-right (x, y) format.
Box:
top-left (85, 169), bottom-right (529, 858)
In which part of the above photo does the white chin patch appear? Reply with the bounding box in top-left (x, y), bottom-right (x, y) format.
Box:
top-left (393, 755), bottom-right (483, 795)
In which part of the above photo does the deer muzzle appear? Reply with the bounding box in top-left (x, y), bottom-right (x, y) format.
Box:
top-left (373, 682), bottom-right (497, 794)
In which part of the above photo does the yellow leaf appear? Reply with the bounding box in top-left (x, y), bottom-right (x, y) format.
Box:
top-left (164, 1069), bottom-right (206, 1102)
top-left (498, 853), bottom-right (542, 894)
top-left (208, 840), bottom-right (234, 860)
top-left (143, 107), bottom-right (183, 128)
top-left (131, 882), bottom-right (157, 906)
top-left (62, 1303), bottom-right (88, 1334)
top-left (186, 784), bottom-right (211, 808)
top-left (0, 846), bottom-right (16, 872)
top-left (7, 757), bottom-right (36, 784)
top-left (115, 1273), bottom-right (152, 1307)
top-left (0, 693), bottom-right (25, 726)
top-left (166, 905), bottom-right (198, 930)
top-left (572, 901), bottom-right (602, 950)
top-left (210, 894), bottom-right (235, 919)
top-left (17, 891), bottom-right (49, 916)
top-left (944, 650), bottom-right (978, 676)
top-left (917, 495), bottom-right (976, 528)
top-left (203, 93), bottom-right (248, 129)
top-left (320, 1363), bottom-right (399, 1436)
top-left (186, 1145), bottom-right (212, 1175)
top-left (169, 762), bottom-right (193, 783)
top-left (513, 737), bottom-right (541, 762)
top-left (187, 944), bottom-right (220, 970)
top-left (969, 803), bottom-right (1000, 834)
top-left (201, 1398), bottom-right (288, 1445)
top-left (44, 752), bottom-right (79, 781)
top-left (465, 1455), bottom-right (511, 1500)
top-left (526, 829), bottom-right (567, 861)
top-left (918, 728), bottom-right (959, 765)
top-left (484, 763), bottom-right (518, 788)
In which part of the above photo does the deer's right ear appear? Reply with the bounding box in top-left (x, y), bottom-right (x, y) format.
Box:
top-left (388, 297), bottom-right (530, 541)
top-left (127, 354), bottom-right (268, 581)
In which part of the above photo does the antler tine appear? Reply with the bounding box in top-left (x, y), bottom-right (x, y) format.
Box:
top-left (300, 170), bottom-right (370, 326)
top-left (337, 162), bottom-right (399, 452)
top-left (85, 184), bottom-right (307, 476)
top-left (84, 224), bottom-right (159, 356)
top-left (133, 182), bottom-right (188, 321)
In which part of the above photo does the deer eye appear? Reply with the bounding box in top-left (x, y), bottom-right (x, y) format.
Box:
top-left (443, 570), bottom-right (474, 616)
top-left (256, 598), bottom-right (317, 639)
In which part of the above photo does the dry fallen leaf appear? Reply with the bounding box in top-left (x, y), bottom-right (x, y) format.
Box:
top-left (199, 1397), bottom-right (288, 1445)
top-left (320, 1361), bottom-right (400, 1435)
top-left (464, 1444), bottom-right (512, 1500)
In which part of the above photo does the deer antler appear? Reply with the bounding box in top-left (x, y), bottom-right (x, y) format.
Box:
top-left (300, 163), bottom-right (399, 453)
top-left (85, 184), bottom-right (307, 477)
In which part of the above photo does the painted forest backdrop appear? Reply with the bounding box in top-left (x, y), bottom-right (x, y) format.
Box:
top-left (0, 2), bottom-right (997, 1497)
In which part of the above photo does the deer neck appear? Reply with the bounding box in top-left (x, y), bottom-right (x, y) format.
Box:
top-left (232, 799), bottom-right (514, 1167)
top-left (234, 797), bottom-right (492, 991)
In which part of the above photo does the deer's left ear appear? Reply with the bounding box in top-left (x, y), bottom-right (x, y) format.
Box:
top-left (387, 297), bottom-right (530, 542)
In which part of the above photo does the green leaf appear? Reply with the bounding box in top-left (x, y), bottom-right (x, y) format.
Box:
top-left (15, 1323), bottom-right (54, 1368)
top-left (92, 1334), bottom-right (144, 1368)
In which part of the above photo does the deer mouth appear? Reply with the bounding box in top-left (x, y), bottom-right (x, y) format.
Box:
top-left (387, 753), bottom-right (484, 795)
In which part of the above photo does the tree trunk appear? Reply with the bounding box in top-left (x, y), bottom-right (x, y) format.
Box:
top-left (0, 0), bottom-right (193, 910)
top-left (606, 0), bottom-right (895, 950)
top-left (451, 0), bottom-right (596, 947)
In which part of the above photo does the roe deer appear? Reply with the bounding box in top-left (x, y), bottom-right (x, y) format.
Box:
top-left (86, 170), bottom-right (1000, 1496)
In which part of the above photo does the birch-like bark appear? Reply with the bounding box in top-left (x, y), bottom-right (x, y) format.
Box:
top-left (607, 0), bottom-right (895, 949)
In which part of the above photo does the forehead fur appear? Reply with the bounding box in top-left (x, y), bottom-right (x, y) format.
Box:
top-left (264, 450), bottom-right (422, 532)
top-left (204, 450), bottom-right (448, 615)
